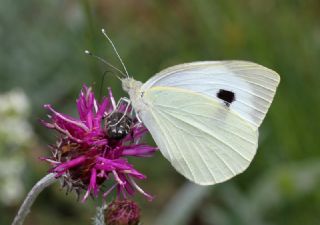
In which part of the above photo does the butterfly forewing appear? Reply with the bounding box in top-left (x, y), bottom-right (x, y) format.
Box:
top-left (141, 61), bottom-right (280, 128)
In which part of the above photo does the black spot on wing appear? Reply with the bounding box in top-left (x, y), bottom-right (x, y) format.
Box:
top-left (217, 89), bottom-right (235, 107)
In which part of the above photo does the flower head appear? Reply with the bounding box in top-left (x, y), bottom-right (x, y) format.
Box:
top-left (41, 85), bottom-right (157, 201)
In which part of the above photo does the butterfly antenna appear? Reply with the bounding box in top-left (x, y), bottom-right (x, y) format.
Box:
top-left (98, 70), bottom-right (111, 102)
top-left (101, 28), bottom-right (129, 78)
top-left (84, 50), bottom-right (125, 79)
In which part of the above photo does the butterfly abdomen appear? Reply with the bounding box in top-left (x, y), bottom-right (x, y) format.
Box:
top-left (105, 112), bottom-right (133, 140)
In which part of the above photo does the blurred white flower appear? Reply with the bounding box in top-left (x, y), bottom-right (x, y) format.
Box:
top-left (0, 89), bottom-right (33, 148)
top-left (0, 157), bottom-right (25, 205)
top-left (0, 89), bottom-right (34, 205)
top-left (0, 89), bottom-right (30, 116)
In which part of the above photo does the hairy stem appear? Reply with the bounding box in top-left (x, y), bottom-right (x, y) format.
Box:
top-left (11, 173), bottom-right (57, 225)
top-left (92, 203), bottom-right (107, 225)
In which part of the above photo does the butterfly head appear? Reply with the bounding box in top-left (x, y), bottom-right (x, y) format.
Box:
top-left (122, 78), bottom-right (145, 112)
top-left (122, 78), bottom-right (143, 93)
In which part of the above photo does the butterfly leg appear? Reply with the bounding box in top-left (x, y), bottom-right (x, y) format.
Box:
top-left (106, 97), bottom-right (131, 116)
top-left (135, 113), bottom-right (142, 123)
top-left (116, 97), bottom-right (132, 116)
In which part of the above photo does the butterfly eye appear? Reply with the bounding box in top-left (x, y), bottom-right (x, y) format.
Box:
top-left (217, 89), bottom-right (236, 106)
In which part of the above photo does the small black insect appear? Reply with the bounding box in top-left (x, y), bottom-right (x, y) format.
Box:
top-left (105, 112), bottom-right (133, 140)
top-left (217, 89), bottom-right (236, 107)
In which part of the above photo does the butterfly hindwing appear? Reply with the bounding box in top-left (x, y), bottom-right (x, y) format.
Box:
top-left (140, 86), bottom-right (258, 185)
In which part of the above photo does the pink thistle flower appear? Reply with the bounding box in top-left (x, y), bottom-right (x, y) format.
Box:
top-left (41, 85), bottom-right (157, 202)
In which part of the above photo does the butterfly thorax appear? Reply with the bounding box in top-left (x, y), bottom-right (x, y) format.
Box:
top-left (122, 77), bottom-right (144, 111)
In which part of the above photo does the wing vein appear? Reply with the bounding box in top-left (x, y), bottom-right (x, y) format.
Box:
top-left (156, 104), bottom-right (256, 145)
top-left (157, 107), bottom-right (251, 162)
top-left (156, 109), bottom-right (198, 181)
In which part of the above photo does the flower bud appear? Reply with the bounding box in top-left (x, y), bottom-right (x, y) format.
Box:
top-left (105, 200), bottom-right (140, 225)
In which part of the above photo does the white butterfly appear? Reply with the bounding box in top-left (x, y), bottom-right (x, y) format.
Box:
top-left (91, 29), bottom-right (280, 185)
top-left (122, 61), bottom-right (280, 185)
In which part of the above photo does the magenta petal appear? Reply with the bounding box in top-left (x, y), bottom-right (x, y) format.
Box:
top-left (128, 176), bottom-right (154, 201)
top-left (91, 139), bottom-right (108, 146)
top-left (97, 97), bottom-right (109, 118)
top-left (107, 87), bottom-right (116, 112)
top-left (119, 174), bottom-right (135, 195)
top-left (95, 164), bottom-right (115, 171)
top-left (125, 169), bottom-right (146, 179)
top-left (39, 119), bottom-right (55, 129)
top-left (86, 111), bottom-right (93, 130)
top-left (122, 145), bottom-right (158, 157)
top-left (82, 168), bottom-right (98, 202)
top-left (77, 99), bottom-right (86, 121)
top-left (103, 183), bottom-right (117, 198)
top-left (44, 104), bottom-right (89, 132)
top-left (90, 168), bottom-right (98, 196)
top-left (53, 156), bottom-right (86, 173)
top-left (132, 126), bottom-right (148, 139)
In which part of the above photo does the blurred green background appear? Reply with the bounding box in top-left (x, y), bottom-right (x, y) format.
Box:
top-left (1, 0), bottom-right (320, 224)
